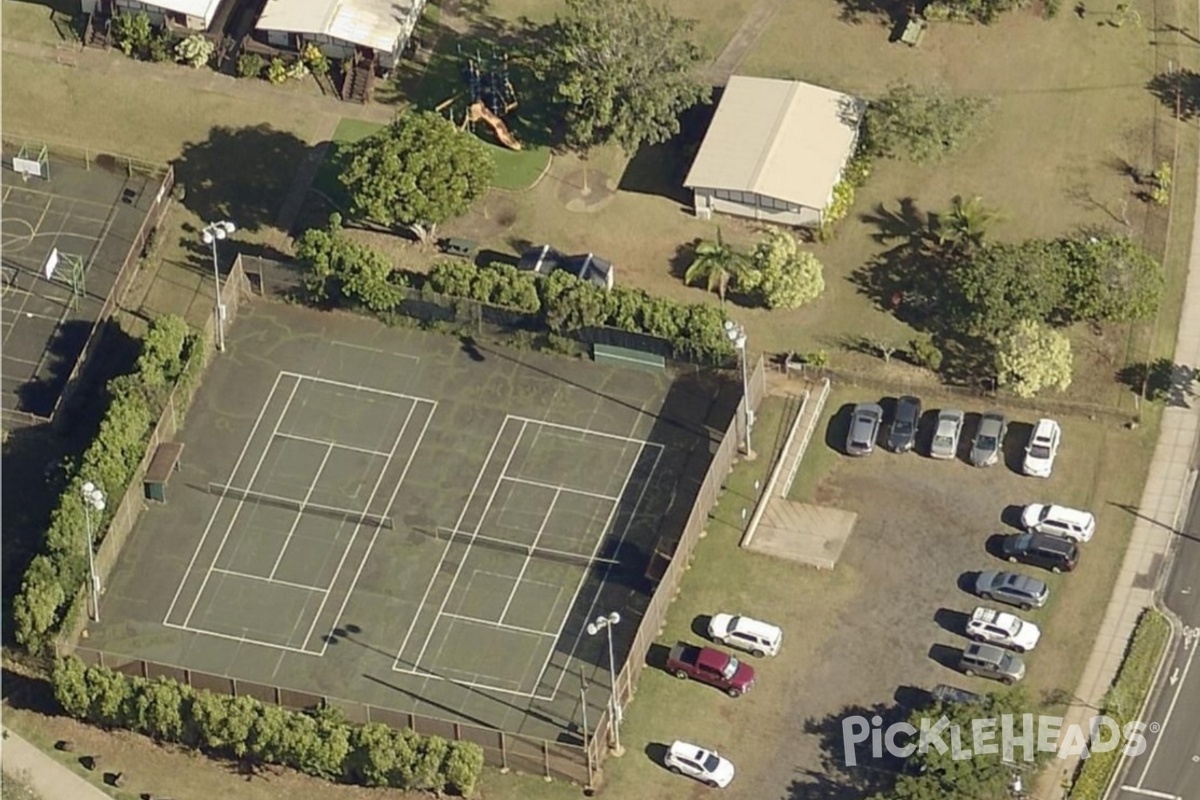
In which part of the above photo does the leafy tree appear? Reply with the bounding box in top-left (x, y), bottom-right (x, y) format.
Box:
top-left (538, 0), bottom-right (710, 154)
top-left (930, 195), bottom-right (998, 252)
top-left (943, 239), bottom-right (1068, 337)
top-left (295, 214), bottom-right (406, 312)
top-left (996, 319), bottom-right (1073, 397)
top-left (340, 111), bottom-right (494, 243)
top-left (741, 230), bottom-right (826, 310)
top-left (862, 82), bottom-right (992, 163)
top-left (1058, 234), bottom-right (1163, 323)
top-left (684, 229), bottom-right (752, 302)
top-left (110, 12), bottom-right (153, 58)
top-left (175, 34), bottom-right (215, 68)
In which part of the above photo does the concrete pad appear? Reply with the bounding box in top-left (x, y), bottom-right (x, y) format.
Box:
top-left (746, 499), bottom-right (857, 569)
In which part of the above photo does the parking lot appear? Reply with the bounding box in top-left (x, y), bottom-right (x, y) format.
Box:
top-left (606, 386), bottom-right (1148, 800)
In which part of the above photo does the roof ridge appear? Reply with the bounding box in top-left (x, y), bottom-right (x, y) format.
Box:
top-left (748, 79), bottom-right (799, 198)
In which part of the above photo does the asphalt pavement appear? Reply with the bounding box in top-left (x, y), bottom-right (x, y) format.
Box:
top-left (1114, 457), bottom-right (1200, 800)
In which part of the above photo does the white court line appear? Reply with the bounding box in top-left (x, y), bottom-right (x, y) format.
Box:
top-left (268, 442), bottom-right (335, 580)
top-left (2, 353), bottom-right (42, 367)
top-left (391, 418), bottom-right (515, 669)
top-left (408, 420), bottom-right (530, 670)
top-left (162, 620), bottom-right (316, 656)
top-left (281, 370), bottom-right (424, 400)
top-left (298, 397), bottom-right (418, 652)
top-left (550, 429), bottom-right (663, 699)
top-left (164, 372), bottom-right (286, 625)
top-left (314, 399), bottom-right (437, 656)
top-left (1120, 788), bottom-right (1181, 800)
top-left (1135, 631), bottom-right (1199, 786)
top-left (501, 476), bottom-right (619, 503)
top-left (211, 568), bottom-right (329, 594)
top-left (507, 413), bottom-right (666, 447)
top-left (391, 664), bottom-right (556, 698)
top-left (441, 612), bottom-right (558, 638)
top-left (330, 340), bottom-right (420, 362)
top-left (498, 488), bottom-right (561, 624)
top-left (275, 431), bottom-right (393, 458)
top-left (182, 377), bottom-right (302, 628)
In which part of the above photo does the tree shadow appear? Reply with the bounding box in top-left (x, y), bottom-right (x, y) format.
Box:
top-left (1117, 358), bottom-right (1196, 407)
top-left (801, 699), bottom-right (914, 794)
top-left (669, 239), bottom-right (701, 280)
top-left (1147, 69), bottom-right (1200, 121)
top-left (832, 0), bottom-right (909, 25)
top-left (173, 125), bottom-right (312, 233)
top-left (618, 98), bottom-right (715, 205)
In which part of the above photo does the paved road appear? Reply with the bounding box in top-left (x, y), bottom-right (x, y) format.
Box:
top-left (1114, 456), bottom-right (1200, 800)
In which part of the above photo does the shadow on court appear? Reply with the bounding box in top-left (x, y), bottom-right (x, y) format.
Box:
top-left (83, 301), bottom-right (737, 744)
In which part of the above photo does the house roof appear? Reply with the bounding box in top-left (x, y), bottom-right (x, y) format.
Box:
top-left (256, 0), bottom-right (423, 53)
top-left (145, 0), bottom-right (222, 24)
top-left (683, 75), bottom-right (865, 210)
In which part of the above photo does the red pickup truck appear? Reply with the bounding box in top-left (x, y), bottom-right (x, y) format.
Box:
top-left (666, 642), bottom-right (756, 697)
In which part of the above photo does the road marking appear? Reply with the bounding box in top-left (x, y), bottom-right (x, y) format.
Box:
top-left (1119, 787), bottom-right (1181, 800)
top-left (1136, 630), bottom-right (1200, 786)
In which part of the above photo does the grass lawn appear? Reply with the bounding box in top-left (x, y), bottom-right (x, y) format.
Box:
top-left (2, 0), bottom-right (80, 46)
top-left (312, 118), bottom-right (386, 210)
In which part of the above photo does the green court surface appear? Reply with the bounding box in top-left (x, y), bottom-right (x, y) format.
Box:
top-left (87, 301), bottom-right (733, 741)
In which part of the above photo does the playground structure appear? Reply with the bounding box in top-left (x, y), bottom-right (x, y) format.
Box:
top-left (437, 47), bottom-right (522, 151)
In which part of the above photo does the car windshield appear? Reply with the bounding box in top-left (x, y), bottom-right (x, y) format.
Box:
top-left (1029, 444), bottom-right (1052, 459)
top-left (722, 657), bottom-right (741, 679)
top-left (977, 435), bottom-right (997, 450)
top-left (934, 434), bottom-right (952, 446)
top-left (894, 420), bottom-right (913, 434)
top-left (703, 753), bottom-right (722, 772)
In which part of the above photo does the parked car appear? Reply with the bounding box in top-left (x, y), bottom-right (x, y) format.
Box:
top-left (974, 570), bottom-right (1049, 610)
top-left (518, 244), bottom-right (615, 290)
top-left (965, 606), bottom-right (1042, 652)
top-left (930, 409), bottom-right (965, 459)
top-left (887, 395), bottom-right (923, 453)
top-left (959, 642), bottom-right (1026, 684)
top-left (970, 412), bottom-right (1008, 467)
top-left (1021, 503), bottom-right (1095, 543)
top-left (707, 614), bottom-right (782, 657)
top-left (1023, 418), bottom-right (1062, 478)
top-left (664, 741), bottom-right (736, 788)
top-left (846, 403), bottom-right (883, 456)
top-left (665, 642), bottom-right (756, 697)
top-left (930, 684), bottom-right (982, 705)
top-left (1001, 531), bottom-right (1079, 573)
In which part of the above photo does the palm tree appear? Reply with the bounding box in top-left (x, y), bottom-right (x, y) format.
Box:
top-left (931, 194), bottom-right (997, 251)
top-left (684, 229), bottom-right (750, 303)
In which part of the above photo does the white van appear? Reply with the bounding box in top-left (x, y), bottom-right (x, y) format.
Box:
top-left (707, 614), bottom-right (782, 657)
top-left (1020, 504), bottom-right (1095, 543)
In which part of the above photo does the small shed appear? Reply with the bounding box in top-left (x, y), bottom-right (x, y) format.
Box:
top-left (255, 0), bottom-right (426, 69)
top-left (90, 0), bottom-right (222, 30)
top-left (683, 76), bottom-right (866, 228)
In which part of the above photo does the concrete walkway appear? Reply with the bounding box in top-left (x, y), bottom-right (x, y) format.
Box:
top-left (1, 728), bottom-right (112, 800)
top-left (1034, 169), bottom-right (1200, 797)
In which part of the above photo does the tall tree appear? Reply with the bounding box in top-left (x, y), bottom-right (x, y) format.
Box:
top-left (996, 319), bottom-right (1074, 398)
top-left (1058, 234), bottom-right (1163, 324)
top-left (930, 195), bottom-right (998, 252)
top-left (339, 111), bottom-right (494, 244)
top-left (862, 82), bottom-right (992, 163)
top-left (742, 230), bottom-right (826, 310)
top-left (539, 0), bottom-right (710, 154)
top-left (684, 229), bottom-right (751, 303)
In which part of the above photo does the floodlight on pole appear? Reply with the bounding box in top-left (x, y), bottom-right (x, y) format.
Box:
top-left (80, 481), bottom-right (106, 623)
top-left (586, 611), bottom-right (624, 756)
top-left (201, 220), bottom-right (236, 352)
top-left (724, 319), bottom-right (754, 459)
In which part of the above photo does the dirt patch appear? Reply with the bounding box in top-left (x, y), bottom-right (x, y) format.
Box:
top-left (555, 169), bottom-right (618, 213)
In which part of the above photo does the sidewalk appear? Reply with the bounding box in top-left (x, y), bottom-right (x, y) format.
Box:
top-left (1, 728), bottom-right (112, 800)
top-left (1035, 173), bottom-right (1200, 797)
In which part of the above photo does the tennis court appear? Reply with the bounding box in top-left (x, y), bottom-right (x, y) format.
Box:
top-left (1, 143), bottom-right (162, 421)
top-left (88, 301), bottom-right (726, 740)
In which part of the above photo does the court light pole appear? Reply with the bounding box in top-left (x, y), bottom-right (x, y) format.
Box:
top-left (201, 220), bottom-right (236, 352)
top-left (80, 481), bottom-right (105, 623)
top-left (724, 319), bottom-right (755, 459)
top-left (586, 611), bottom-right (624, 756)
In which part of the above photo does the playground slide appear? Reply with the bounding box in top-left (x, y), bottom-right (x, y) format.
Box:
top-left (471, 102), bottom-right (522, 151)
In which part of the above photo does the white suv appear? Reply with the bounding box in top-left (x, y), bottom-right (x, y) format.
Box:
top-left (1023, 418), bottom-right (1061, 478)
top-left (965, 607), bottom-right (1041, 653)
top-left (1021, 503), bottom-right (1095, 543)
top-left (708, 614), bottom-right (782, 657)
top-left (664, 741), bottom-right (735, 788)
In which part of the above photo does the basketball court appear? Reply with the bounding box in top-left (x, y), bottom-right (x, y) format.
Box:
top-left (1, 141), bottom-right (161, 421)
top-left (88, 302), bottom-right (724, 741)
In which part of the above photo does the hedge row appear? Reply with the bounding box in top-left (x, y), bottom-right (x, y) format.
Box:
top-left (1069, 609), bottom-right (1171, 800)
top-left (297, 216), bottom-right (735, 364)
top-left (12, 315), bottom-right (199, 652)
top-left (53, 656), bottom-right (484, 795)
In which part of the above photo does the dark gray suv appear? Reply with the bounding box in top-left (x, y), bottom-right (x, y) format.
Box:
top-left (887, 395), bottom-right (922, 453)
top-left (974, 570), bottom-right (1049, 610)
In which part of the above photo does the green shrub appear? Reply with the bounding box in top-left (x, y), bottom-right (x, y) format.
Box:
top-left (51, 657), bottom-right (485, 794)
top-left (909, 336), bottom-right (943, 370)
top-left (175, 34), bottom-right (215, 68)
top-left (301, 42), bottom-right (330, 76)
top-left (266, 57), bottom-right (288, 85)
top-left (237, 53), bottom-right (264, 79)
top-left (147, 32), bottom-right (174, 63)
top-left (110, 11), bottom-right (152, 57)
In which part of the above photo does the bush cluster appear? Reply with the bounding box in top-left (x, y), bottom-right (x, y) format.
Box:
top-left (296, 217), bottom-right (735, 364)
top-left (53, 656), bottom-right (484, 795)
top-left (12, 315), bottom-right (199, 652)
top-left (1070, 610), bottom-right (1170, 799)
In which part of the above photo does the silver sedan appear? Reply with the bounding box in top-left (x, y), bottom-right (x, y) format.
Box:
top-left (930, 409), bottom-right (964, 459)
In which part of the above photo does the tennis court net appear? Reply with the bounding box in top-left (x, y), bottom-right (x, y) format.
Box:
top-left (207, 482), bottom-right (394, 530)
top-left (430, 527), bottom-right (621, 569)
